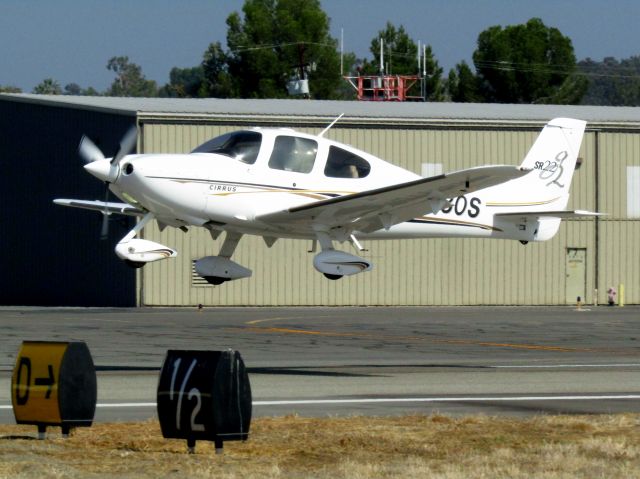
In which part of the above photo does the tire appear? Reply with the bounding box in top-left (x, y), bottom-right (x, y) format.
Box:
top-left (323, 273), bottom-right (343, 280)
top-left (124, 260), bottom-right (146, 269)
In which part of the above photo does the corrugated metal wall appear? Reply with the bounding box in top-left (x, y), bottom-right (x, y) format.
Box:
top-left (138, 120), bottom-right (607, 306)
top-left (598, 132), bottom-right (640, 303)
top-left (0, 100), bottom-right (137, 306)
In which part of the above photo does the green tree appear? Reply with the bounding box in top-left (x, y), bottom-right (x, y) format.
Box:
top-left (159, 66), bottom-right (205, 98)
top-left (473, 18), bottom-right (584, 104)
top-left (221, 0), bottom-right (342, 99)
top-left (201, 42), bottom-right (235, 98)
top-left (335, 51), bottom-right (358, 99)
top-left (106, 56), bottom-right (157, 97)
top-left (0, 85), bottom-right (21, 93)
top-left (360, 23), bottom-right (444, 101)
top-left (579, 56), bottom-right (640, 106)
top-left (33, 78), bottom-right (62, 95)
top-left (423, 45), bottom-right (444, 101)
top-left (365, 22), bottom-right (418, 75)
top-left (446, 61), bottom-right (483, 102)
top-left (63, 83), bottom-right (101, 96)
top-left (83, 86), bottom-right (101, 96)
top-left (64, 83), bottom-right (82, 95)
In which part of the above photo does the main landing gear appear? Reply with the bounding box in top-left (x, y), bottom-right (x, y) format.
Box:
top-left (312, 231), bottom-right (372, 280)
top-left (194, 231), bottom-right (252, 285)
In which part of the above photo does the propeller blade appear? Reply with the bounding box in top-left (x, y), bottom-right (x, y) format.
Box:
top-left (100, 184), bottom-right (110, 240)
top-left (100, 212), bottom-right (109, 240)
top-left (79, 135), bottom-right (105, 164)
top-left (111, 126), bottom-right (138, 165)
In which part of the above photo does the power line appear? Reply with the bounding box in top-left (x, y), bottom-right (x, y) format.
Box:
top-left (474, 59), bottom-right (640, 79)
top-left (234, 41), bottom-right (335, 53)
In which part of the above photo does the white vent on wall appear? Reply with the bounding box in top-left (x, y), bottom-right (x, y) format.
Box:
top-left (627, 166), bottom-right (640, 218)
top-left (422, 162), bottom-right (443, 178)
top-left (191, 260), bottom-right (211, 287)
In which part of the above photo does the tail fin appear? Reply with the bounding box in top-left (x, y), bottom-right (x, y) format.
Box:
top-left (518, 117), bottom-right (586, 208)
top-left (485, 118), bottom-right (590, 242)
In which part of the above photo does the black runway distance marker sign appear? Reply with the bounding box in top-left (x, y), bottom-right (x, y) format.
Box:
top-left (157, 349), bottom-right (252, 452)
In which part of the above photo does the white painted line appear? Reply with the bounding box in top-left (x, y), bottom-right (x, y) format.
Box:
top-left (253, 395), bottom-right (640, 406)
top-left (493, 363), bottom-right (640, 369)
top-left (96, 403), bottom-right (157, 408)
top-left (3, 395), bottom-right (637, 410)
top-left (0, 403), bottom-right (156, 410)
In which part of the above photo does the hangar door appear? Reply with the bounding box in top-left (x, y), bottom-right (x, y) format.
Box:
top-left (565, 248), bottom-right (587, 304)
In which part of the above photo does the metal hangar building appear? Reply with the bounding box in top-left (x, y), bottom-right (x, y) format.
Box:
top-left (1, 93), bottom-right (639, 307)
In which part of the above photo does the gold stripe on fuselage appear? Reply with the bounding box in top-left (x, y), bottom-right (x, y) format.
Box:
top-left (485, 197), bottom-right (560, 207)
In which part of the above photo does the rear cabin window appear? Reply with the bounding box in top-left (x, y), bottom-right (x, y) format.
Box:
top-left (191, 131), bottom-right (261, 165)
top-left (324, 146), bottom-right (371, 178)
top-left (268, 136), bottom-right (318, 174)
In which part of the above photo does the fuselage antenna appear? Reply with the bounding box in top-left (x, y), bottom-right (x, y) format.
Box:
top-left (318, 113), bottom-right (345, 138)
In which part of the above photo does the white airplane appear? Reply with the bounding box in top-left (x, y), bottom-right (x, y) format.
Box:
top-left (55, 117), bottom-right (598, 284)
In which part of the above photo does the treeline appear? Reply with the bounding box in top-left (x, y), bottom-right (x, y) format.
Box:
top-left (2, 0), bottom-right (640, 106)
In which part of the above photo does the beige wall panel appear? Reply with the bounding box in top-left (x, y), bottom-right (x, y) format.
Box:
top-left (143, 123), bottom-right (252, 154)
top-left (327, 127), bottom-right (541, 172)
top-left (141, 221), bottom-right (595, 306)
top-left (139, 122), bottom-right (600, 306)
top-left (599, 132), bottom-right (640, 219)
top-left (566, 132), bottom-right (596, 212)
top-left (598, 221), bottom-right (640, 304)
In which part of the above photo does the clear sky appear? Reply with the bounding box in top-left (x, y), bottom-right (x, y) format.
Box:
top-left (2, 0), bottom-right (639, 92)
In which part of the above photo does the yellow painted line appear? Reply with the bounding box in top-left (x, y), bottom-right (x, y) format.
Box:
top-left (246, 316), bottom-right (334, 326)
top-left (434, 338), bottom-right (585, 352)
top-left (243, 327), bottom-right (358, 338)
top-left (234, 326), bottom-right (592, 353)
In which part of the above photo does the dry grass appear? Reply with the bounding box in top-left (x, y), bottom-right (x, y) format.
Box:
top-left (0, 414), bottom-right (639, 478)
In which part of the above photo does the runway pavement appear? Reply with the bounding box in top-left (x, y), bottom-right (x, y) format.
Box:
top-left (0, 306), bottom-right (639, 421)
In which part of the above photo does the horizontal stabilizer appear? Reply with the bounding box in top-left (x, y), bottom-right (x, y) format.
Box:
top-left (53, 199), bottom-right (145, 217)
top-left (495, 209), bottom-right (603, 219)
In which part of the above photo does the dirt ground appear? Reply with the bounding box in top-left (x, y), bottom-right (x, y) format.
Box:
top-left (1, 414), bottom-right (639, 478)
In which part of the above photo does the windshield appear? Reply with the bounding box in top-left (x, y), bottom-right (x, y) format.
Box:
top-left (191, 131), bottom-right (261, 164)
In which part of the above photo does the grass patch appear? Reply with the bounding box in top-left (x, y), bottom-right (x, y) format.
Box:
top-left (0, 414), bottom-right (639, 478)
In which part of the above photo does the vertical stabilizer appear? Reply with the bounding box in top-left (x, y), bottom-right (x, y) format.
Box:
top-left (483, 118), bottom-right (588, 242)
top-left (518, 117), bottom-right (586, 207)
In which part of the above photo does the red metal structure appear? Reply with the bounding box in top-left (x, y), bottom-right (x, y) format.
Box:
top-left (345, 74), bottom-right (424, 101)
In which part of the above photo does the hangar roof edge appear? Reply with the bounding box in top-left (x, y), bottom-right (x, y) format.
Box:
top-left (2, 93), bottom-right (639, 125)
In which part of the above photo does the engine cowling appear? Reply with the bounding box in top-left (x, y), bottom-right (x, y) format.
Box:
top-left (115, 239), bottom-right (177, 263)
top-left (313, 250), bottom-right (372, 278)
top-left (195, 256), bottom-right (252, 282)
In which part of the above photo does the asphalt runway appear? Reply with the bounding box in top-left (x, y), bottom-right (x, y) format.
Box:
top-left (1, 306), bottom-right (639, 423)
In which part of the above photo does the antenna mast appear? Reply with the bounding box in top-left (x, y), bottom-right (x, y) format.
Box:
top-left (340, 28), bottom-right (344, 76)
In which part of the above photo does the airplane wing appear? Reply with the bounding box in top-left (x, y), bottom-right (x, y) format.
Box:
top-left (257, 165), bottom-right (529, 233)
top-left (494, 210), bottom-right (603, 219)
top-left (53, 199), bottom-right (145, 217)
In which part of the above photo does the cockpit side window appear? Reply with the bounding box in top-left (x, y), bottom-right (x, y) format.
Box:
top-left (268, 136), bottom-right (318, 174)
top-left (324, 146), bottom-right (371, 178)
top-left (191, 131), bottom-right (261, 164)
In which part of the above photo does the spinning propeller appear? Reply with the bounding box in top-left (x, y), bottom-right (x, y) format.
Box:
top-left (78, 126), bottom-right (137, 239)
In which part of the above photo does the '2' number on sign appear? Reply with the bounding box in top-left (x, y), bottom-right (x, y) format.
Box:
top-left (170, 358), bottom-right (205, 432)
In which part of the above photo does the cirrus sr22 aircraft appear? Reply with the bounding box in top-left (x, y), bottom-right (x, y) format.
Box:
top-left (55, 117), bottom-right (598, 284)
